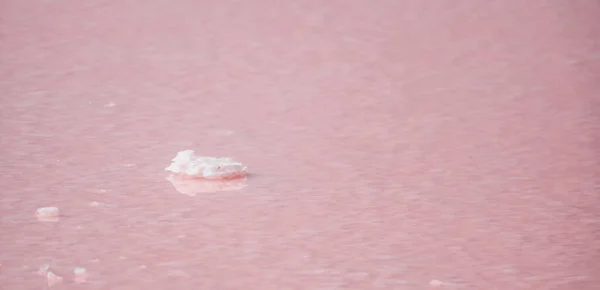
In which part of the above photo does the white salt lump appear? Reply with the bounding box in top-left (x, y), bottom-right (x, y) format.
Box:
top-left (165, 150), bottom-right (247, 179)
top-left (36, 207), bottom-right (60, 222)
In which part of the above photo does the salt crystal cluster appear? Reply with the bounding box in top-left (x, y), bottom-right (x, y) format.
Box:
top-left (165, 150), bottom-right (247, 179)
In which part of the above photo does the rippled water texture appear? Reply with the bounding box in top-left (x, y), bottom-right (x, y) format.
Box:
top-left (1, 1), bottom-right (600, 289)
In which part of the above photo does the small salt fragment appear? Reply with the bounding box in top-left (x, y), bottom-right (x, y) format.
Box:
top-left (47, 271), bottom-right (63, 287)
top-left (165, 150), bottom-right (248, 179)
top-left (429, 280), bottom-right (444, 287)
top-left (36, 207), bottom-right (59, 222)
top-left (73, 267), bottom-right (88, 283)
top-left (37, 264), bottom-right (50, 276)
top-left (74, 267), bottom-right (86, 274)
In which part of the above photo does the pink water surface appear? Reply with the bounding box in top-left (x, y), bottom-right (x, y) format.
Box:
top-left (1, 1), bottom-right (600, 289)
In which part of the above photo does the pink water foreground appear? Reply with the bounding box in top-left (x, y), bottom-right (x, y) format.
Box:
top-left (1, 1), bottom-right (600, 289)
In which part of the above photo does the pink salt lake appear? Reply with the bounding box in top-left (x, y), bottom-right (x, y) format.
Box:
top-left (1, 1), bottom-right (599, 289)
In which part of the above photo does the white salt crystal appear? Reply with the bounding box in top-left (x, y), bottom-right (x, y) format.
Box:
top-left (36, 207), bottom-right (59, 216)
top-left (36, 207), bottom-right (60, 222)
top-left (165, 150), bottom-right (247, 179)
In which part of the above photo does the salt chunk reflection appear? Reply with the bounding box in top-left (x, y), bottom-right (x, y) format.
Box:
top-left (166, 174), bottom-right (247, 196)
top-left (74, 267), bottom-right (88, 283)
